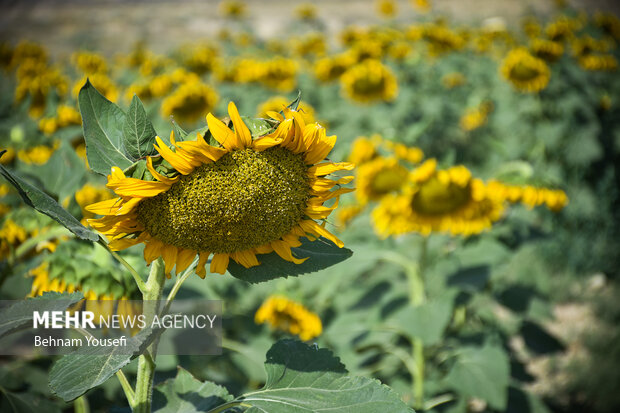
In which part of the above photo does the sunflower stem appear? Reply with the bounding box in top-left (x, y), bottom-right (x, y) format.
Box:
top-left (97, 239), bottom-right (147, 294)
top-left (407, 236), bottom-right (428, 411)
top-left (134, 257), bottom-right (165, 413)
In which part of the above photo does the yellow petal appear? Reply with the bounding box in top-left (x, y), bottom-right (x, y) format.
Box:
top-left (299, 220), bottom-right (344, 248)
top-left (271, 240), bottom-right (308, 264)
top-left (206, 113), bottom-right (238, 150)
top-left (308, 162), bottom-right (355, 176)
top-left (232, 250), bottom-right (259, 268)
top-left (176, 249), bottom-right (196, 274)
top-left (143, 240), bottom-right (163, 264)
top-left (108, 178), bottom-right (170, 198)
top-left (196, 251), bottom-right (211, 278)
top-left (228, 102), bottom-right (252, 147)
top-left (210, 253), bottom-right (229, 274)
top-left (162, 245), bottom-right (178, 276)
top-left (154, 136), bottom-right (194, 175)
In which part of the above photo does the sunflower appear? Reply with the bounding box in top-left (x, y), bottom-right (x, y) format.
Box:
top-left (255, 295), bottom-right (322, 341)
top-left (530, 38), bottom-right (564, 62)
top-left (578, 54), bottom-right (618, 71)
top-left (314, 53), bottom-right (355, 83)
top-left (160, 81), bottom-right (218, 124)
top-left (340, 59), bottom-right (398, 103)
top-left (72, 51), bottom-right (108, 75)
top-left (347, 135), bottom-right (381, 165)
top-left (356, 157), bottom-right (409, 205)
top-left (377, 0), bottom-right (397, 18)
top-left (372, 159), bottom-right (505, 237)
top-left (86, 102), bottom-right (354, 277)
top-left (500, 48), bottom-right (550, 93)
top-left (460, 101), bottom-right (493, 132)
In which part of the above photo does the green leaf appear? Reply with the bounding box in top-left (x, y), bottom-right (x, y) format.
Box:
top-left (49, 327), bottom-right (160, 401)
top-left (0, 156), bottom-right (98, 242)
top-left (122, 95), bottom-right (158, 159)
top-left (234, 339), bottom-right (414, 413)
top-left (0, 292), bottom-right (84, 340)
top-left (0, 386), bottom-right (61, 413)
top-left (241, 116), bottom-right (276, 138)
top-left (444, 342), bottom-right (510, 410)
top-left (78, 79), bottom-right (132, 175)
top-left (152, 367), bottom-right (233, 413)
top-left (387, 294), bottom-right (454, 345)
top-left (285, 90), bottom-right (302, 112)
top-left (227, 238), bottom-right (353, 284)
top-left (18, 142), bottom-right (85, 201)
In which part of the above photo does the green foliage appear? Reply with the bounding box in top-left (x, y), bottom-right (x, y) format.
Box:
top-left (0, 153), bottom-right (98, 241)
top-left (227, 238), bottom-right (353, 283)
top-left (49, 327), bottom-right (160, 401)
top-left (78, 80), bottom-right (133, 175)
top-left (0, 291), bottom-right (84, 339)
top-left (123, 95), bottom-right (158, 159)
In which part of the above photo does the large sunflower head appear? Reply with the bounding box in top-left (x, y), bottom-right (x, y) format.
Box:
top-left (86, 102), bottom-right (354, 277)
top-left (500, 48), bottom-right (551, 93)
top-left (372, 159), bottom-right (505, 237)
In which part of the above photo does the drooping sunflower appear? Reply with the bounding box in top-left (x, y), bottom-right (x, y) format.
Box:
top-left (86, 102), bottom-right (354, 277)
top-left (340, 59), bottom-right (398, 103)
top-left (255, 295), bottom-right (322, 341)
top-left (356, 157), bottom-right (409, 205)
top-left (372, 159), bottom-right (505, 237)
top-left (500, 48), bottom-right (551, 93)
top-left (530, 38), bottom-right (564, 62)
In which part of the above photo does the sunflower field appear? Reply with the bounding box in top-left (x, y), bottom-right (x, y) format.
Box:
top-left (1, 0), bottom-right (620, 412)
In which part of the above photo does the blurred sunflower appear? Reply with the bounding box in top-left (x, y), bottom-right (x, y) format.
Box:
top-left (441, 72), bottom-right (466, 89)
top-left (255, 295), bottom-right (322, 341)
top-left (256, 96), bottom-right (315, 124)
top-left (340, 59), bottom-right (398, 103)
top-left (86, 103), bottom-right (354, 277)
top-left (73, 73), bottom-right (119, 102)
top-left (295, 3), bottom-right (317, 21)
top-left (72, 51), bottom-right (108, 75)
top-left (500, 48), bottom-right (550, 93)
top-left (372, 159), bottom-right (505, 237)
top-left (160, 81), bottom-right (218, 123)
top-left (377, 0), bottom-right (397, 18)
top-left (17, 143), bottom-right (58, 165)
top-left (530, 38), bottom-right (564, 62)
top-left (460, 101), bottom-right (493, 132)
top-left (258, 57), bottom-right (298, 91)
top-left (578, 54), bottom-right (618, 71)
top-left (314, 53), bottom-right (355, 83)
top-left (357, 157), bottom-right (409, 205)
top-left (219, 0), bottom-right (246, 19)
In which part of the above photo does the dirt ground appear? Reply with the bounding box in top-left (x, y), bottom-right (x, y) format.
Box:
top-left (1, 0), bottom-right (619, 57)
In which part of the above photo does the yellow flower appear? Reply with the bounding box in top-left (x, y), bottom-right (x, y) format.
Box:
top-left (336, 205), bottom-right (363, 228)
top-left (411, 0), bottom-right (431, 13)
top-left (485, 180), bottom-right (568, 212)
top-left (75, 183), bottom-right (113, 220)
top-left (0, 148), bottom-right (15, 165)
top-left (500, 48), bottom-right (550, 93)
top-left (372, 160), bottom-right (505, 237)
top-left (258, 58), bottom-right (298, 92)
top-left (347, 135), bottom-right (381, 165)
top-left (219, 0), bottom-right (246, 18)
top-left (75, 144), bottom-right (88, 167)
top-left (384, 141), bottom-right (424, 163)
top-left (578, 54), bottom-right (618, 71)
top-left (530, 38), bottom-right (564, 62)
top-left (179, 43), bottom-right (219, 75)
top-left (441, 72), bottom-right (465, 90)
top-left (357, 157), bottom-right (408, 205)
top-left (594, 12), bottom-right (620, 42)
top-left (387, 41), bottom-right (413, 61)
top-left (86, 102), bottom-right (354, 277)
top-left (255, 295), bottom-right (322, 341)
top-left (314, 54), bottom-right (355, 83)
top-left (377, 0), bottom-right (397, 18)
top-left (256, 96), bottom-right (315, 124)
top-left (0, 219), bottom-right (28, 259)
top-left (460, 101), bottom-right (493, 132)
top-left (295, 3), bottom-right (317, 21)
top-left (423, 25), bottom-right (466, 56)
top-left (72, 51), bottom-right (108, 75)
top-left (291, 33), bottom-right (327, 59)
top-left (8, 41), bottom-right (47, 69)
top-left (545, 16), bottom-right (581, 42)
top-left (161, 81), bottom-right (219, 124)
top-left (340, 59), bottom-right (398, 103)
top-left (17, 144), bottom-right (57, 165)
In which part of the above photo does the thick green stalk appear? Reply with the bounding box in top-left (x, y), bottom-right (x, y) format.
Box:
top-left (408, 236), bottom-right (428, 410)
top-left (133, 258), bottom-right (166, 413)
top-left (73, 395), bottom-right (90, 413)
